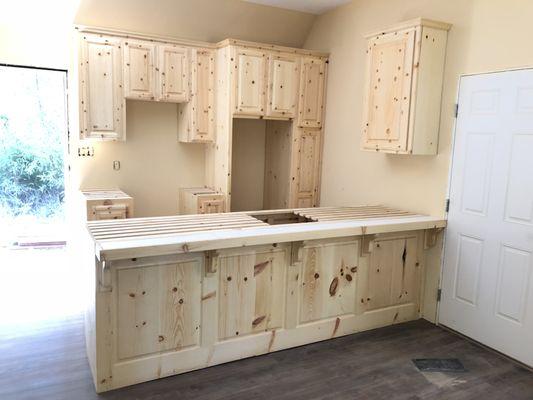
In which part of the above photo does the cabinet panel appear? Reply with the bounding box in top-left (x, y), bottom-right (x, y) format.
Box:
top-left (292, 129), bottom-right (322, 208)
top-left (158, 45), bottom-right (189, 102)
top-left (234, 48), bottom-right (267, 116)
top-left (79, 35), bottom-right (125, 140)
top-left (218, 245), bottom-right (289, 340)
top-left (361, 28), bottom-right (416, 153)
top-left (299, 239), bottom-right (359, 324)
top-left (198, 196), bottom-right (225, 214)
top-left (116, 259), bottom-right (202, 360)
top-left (297, 57), bottom-right (326, 128)
top-left (123, 40), bottom-right (156, 100)
top-left (267, 54), bottom-right (299, 119)
top-left (364, 236), bottom-right (420, 311)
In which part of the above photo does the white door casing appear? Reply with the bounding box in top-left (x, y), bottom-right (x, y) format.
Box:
top-left (440, 69), bottom-right (533, 367)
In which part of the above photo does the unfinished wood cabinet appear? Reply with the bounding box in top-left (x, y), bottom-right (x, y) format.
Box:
top-left (179, 187), bottom-right (225, 214)
top-left (178, 49), bottom-right (215, 143)
top-left (291, 129), bottom-right (322, 208)
top-left (79, 34), bottom-right (125, 141)
top-left (233, 48), bottom-right (267, 117)
top-left (80, 189), bottom-right (134, 221)
top-left (157, 45), bottom-right (189, 102)
top-left (297, 57), bottom-right (326, 128)
top-left (266, 54), bottom-right (300, 119)
top-left (361, 18), bottom-right (451, 154)
top-left (123, 40), bottom-right (156, 100)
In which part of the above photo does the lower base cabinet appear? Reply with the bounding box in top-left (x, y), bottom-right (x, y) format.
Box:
top-left (86, 231), bottom-right (429, 392)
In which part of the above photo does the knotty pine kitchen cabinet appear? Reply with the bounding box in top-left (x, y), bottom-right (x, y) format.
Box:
top-left (297, 57), bottom-right (326, 128)
top-left (232, 48), bottom-right (268, 117)
top-left (291, 129), bottom-right (322, 208)
top-left (179, 187), bottom-right (225, 214)
top-left (178, 48), bottom-right (216, 143)
top-left (79, 34), bottom-right (126, 141)
top-left (361, 18), bottom-right (451, 154)
top-left (267, 53), bottom-right (300, 119)
top-left (123, 41), bottom-right (189, 102)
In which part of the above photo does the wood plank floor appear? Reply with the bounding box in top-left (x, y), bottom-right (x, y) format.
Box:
top-left (1, 316), bottom-right (533, 400)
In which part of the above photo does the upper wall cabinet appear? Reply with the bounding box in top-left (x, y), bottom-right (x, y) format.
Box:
top-left (124, 41), bottom-right (189, 102)
top-left (233, 48), bottom-right (267, 117)
top-left (297, 57), bottom-right (326, 128)
top-left (179, 48), bottom-right (216, 143)
top-left (361, 18), bottom-right (451, 155)
top-left (123, 40), bottom-right (156, 100)
top-left (79, 34), bottom-right (126, 141)
top-left (267, 54), bottom-right (300, 119)
top-left (157, 45), bottom-right (189, 102)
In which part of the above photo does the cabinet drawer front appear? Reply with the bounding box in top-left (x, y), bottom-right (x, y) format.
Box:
top-left (234, 49), bottom-right (267, 116)
top-left (267, 55), bottom-right (299, 118)
top-left (92, 204), bottom-right (128, 220)
top-left (198, 196), bottom-right (225, 214)
top-left (80, 35), bottom-right (125, 140)
top-left (297, 57), bottom-right (326, 128)
top-left (158, 45), bottom-right (189, 102)
top-left (362, 28), bottom-right (416, 153)
top-left (124, 40), bottom-right (156, 100)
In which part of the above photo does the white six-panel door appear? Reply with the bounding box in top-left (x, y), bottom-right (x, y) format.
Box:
top-left (440, 69), bottom-right (533, 367)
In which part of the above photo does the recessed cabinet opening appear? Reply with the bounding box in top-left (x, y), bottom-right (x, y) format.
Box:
top-left (231, 118), bottom-right (292, 212)
top-left (250, 211), bottom-right (315, 225)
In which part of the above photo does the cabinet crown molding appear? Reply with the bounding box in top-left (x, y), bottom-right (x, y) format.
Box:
top-left (364, 17), bottom-right (452, 38)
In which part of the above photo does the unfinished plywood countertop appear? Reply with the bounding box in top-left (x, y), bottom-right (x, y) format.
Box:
top-left (86, 206), bottom-right (446, 261)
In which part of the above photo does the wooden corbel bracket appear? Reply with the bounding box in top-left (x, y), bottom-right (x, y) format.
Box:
top-left (98, 260), bottom-right (113, 292)
top-left (360, 226), bottom-right (376, 257)
top-left (424, 227), bottom-right (444, 249)
top-left (205, 250), bottom-right (218, 276)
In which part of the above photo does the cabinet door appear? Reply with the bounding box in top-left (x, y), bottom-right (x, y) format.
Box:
top-left (158, 45), bottom-right (189, 102)
top-left (266, 54), bottom-right (299, 119)
top-left (79, 35), bottom-right (125, 140)
top-left (198, 195), bottom-right (225, 214)
top-left (233, 48), bottom-right (267, 116)
top-left (297, 57), bottom-right (326, 128)
top-left (123, 40), bottom-right (156, 100)
top-left (190, 49), bottom-right (215, 141)
top-left (361, 28), bottom-right (416, 153)
top-left (291, 129), bottom-right (322, 208)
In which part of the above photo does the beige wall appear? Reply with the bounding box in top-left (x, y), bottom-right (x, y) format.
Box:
top-left (304, 0), bottom-right (533, 217)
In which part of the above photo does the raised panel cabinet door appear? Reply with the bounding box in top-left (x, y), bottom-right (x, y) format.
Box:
top-left (190, 49), bottom-right (215, 140)
top-left (217, 245), bottom-right (289, 340)
top-left (123, 40), bottom-right (156, 100)
top-left (267, 54), bottom-right (300, 119)
top-left (292, 129), bottom-right (322, 208)
top-left (361, 28), bottom-right (416, 153)
top-left (233, 48), bottom-right (267, 116)
top-left (158, 45), bottom-right (189, 103)
top-left (299, 239), bottom-right (359, 324)
top-left (297, 57), bottom-right (326, 128)
top-left (79, 35), bottom-right (125, 140)
top-left (197, 196), bottom-right (225, 214)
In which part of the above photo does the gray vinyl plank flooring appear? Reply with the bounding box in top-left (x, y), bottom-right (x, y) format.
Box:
top-left (1, 316), bottom-right (533, 400)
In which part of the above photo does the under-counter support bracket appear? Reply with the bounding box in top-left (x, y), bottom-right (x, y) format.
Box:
top-left (424, 227), bottom-right (444, 249)
top-left (98, 260), bottom-right (113, 292)
top-left (205, 250), bottom-right (218, 276)
top-left (360, 230), bottom-right (376, 257)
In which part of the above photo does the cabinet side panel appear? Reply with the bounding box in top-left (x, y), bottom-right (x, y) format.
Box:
top-left (263, 120), bottom-right (292, 209)
top-left (410, 27), bottom-right (448, 155)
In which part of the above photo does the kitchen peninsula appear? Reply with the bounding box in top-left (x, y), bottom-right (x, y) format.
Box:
top-left (83, 206), bottom-right (445, 392)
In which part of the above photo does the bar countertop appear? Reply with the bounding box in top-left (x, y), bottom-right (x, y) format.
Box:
top-left (86, 205), bottom-right (446, 261)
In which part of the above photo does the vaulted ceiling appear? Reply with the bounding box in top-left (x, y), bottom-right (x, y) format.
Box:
top-left (244, 0), bottom-right (351, 14)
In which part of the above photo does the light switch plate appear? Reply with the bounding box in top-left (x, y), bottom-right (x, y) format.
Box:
top-left (113, 161), bottom-right (121, 171)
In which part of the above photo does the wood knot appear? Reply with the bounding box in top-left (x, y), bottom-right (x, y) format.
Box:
top-left (172, 287), bottom-right (178, 292)
top-left (158, 335), bottom-right (165, 342)
top-left (314, 273), bottom-right (320, 279)
top-left (129, 293), bottom-right (135, 298)
top-left (329, 277), bottom-right (339, 296)
top-left (252, 315), bottom-right (266, 327)
top-left (345, 274), bottom-right (353, 282)
top-left (178, 298), bottom-right (184, 304)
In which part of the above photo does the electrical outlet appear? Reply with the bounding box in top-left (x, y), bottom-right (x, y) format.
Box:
top-left (113, 160), bottom-right (121, 171)
top-left (78, 146), bottom-right (94, 157)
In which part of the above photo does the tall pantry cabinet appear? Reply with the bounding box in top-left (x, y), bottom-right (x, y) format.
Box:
top-left (206, 40), bottom-right (328, 211)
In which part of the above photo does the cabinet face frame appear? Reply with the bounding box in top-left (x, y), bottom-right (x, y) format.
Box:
top-left (191, 49), bottom-right (215, 141)
top-left (232, 47), bottom-right (267, 117)
top-left (361, 28), bottom-right (416, 153)
top-left (79, 34), bottom-right (125, 141)
top-left (291, 129), bottom-right (322, 208)
top-left (123, 40), bottom-right (157, 100)
top-left (297, 57), bottom-right (326, 128)
top-left (266, 53), bottom-right (300, 119)
top-left (157, 45), bottom-right (190, 103)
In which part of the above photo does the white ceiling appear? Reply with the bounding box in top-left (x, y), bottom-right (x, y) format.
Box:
top-left (244, 0), bottom-right (351, 15)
